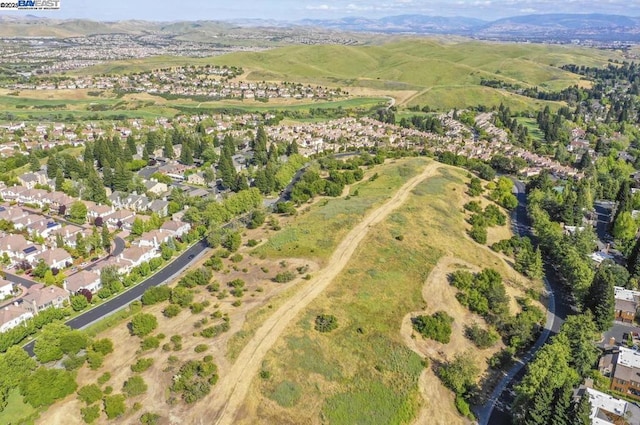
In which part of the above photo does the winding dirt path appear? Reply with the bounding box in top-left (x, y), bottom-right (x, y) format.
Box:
top-left (192, 162), bottom-right (442, 425)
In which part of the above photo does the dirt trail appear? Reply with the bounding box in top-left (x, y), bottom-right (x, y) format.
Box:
top-left (192, 162), bottom-right (442, 425)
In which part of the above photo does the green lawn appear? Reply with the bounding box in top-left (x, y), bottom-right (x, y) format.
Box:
top-left (0, 389), bottom-right (38, 425)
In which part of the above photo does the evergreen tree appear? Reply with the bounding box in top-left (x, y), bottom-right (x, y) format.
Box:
top-left (252, 126), bottom-right (268, 166)
top-left (126, 135), bottom-right (137, 158)
top-left (113, 160), bottom-right (132, 192)
top-left (523, 376), bottom-right (554, 425)
top-left (85, 169), bottom-right (108, 204)
top-left (180, 144), bottom-right (193, 165)
top-left (101, 225), bottom-right (111, 253)
top-left (29, 154), bottom-right (41, 172)
top-left (584, 261), bottom-right (616, 332)
top-left (55, 169), bottom-right (64, 192)
top-left (163, 138), bottom-right (174, 159)
top-left (550, 381), bottom-right (573, 425)
top-left (83, 142), bottom-right (94, 166)
top-left (286, 141), bottom-right (299, 156)
top-left (217, 149), bottom-right (236, 189)
top-left (46, 155), bottom-right (59, 179)
top-left (571, 393), bottom-right (592, 425)
top-left (233, 174), bottom-right (249, 192)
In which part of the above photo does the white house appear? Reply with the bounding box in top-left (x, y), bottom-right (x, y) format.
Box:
top-left (120, 246), bottom-right (160, 268)
top-left (64, 270), bottom-right (101, 294)
top-left (34, 248), bottom-right (72, 270)
top-left (22, 283), bottom-right (69, 315)
top-left (160, 220), bottom-right (191, 238)
top-left (0, 304), bottom-right (33, 333)
top-left (0, 279), bottom-right (14, 299)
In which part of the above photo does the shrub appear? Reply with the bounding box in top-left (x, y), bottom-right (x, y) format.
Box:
top-left (141, 286), bottom-right (171, 305)
top-left (273, 271), bottom-right (296, 283)
top-left (194, 344), bottom-right (208, 353)
top-left (163, 304), bottom-right (182, 318)
top-left (140, 412), bottom-right (161, 425)
top-left (171, 287), bottom-right (194, 307)
top-left (97, 372), bottom-right (111, 385)
top-left (314, 315), bottom-right (338, 333)
top-left (141, 336), bottom-right (160, 351)
top-left (190, 303), bottom-right (205, 314)
top-left (131, 358), bottom-right (154, 373)
top-left (71, 294), bottom-right (89, 311)
top-left (63, 354), bottom-right (86, 371)
top-left (247, 239), bottom-right (259, 247)
top-left (123, 375), bottom-right (148, 397)
top-left (469, 223), bottom-right (487, 244)
top-left (464, 324), bottom-right (499, 349)
top-left (87, 351), bottom-right (104, 370)
top-left (77, 384), bottom-right (102, 405)
top-left (130, 314), bottom-right (158, 337)
top-left (103, 394), bottom-right (126, 419)
top-left (91, 338), bottom-right (114, 355)
top-left (81, 405), bottom-right (100, 424)
top-left (411, 311), bottom-right (454, 344)
top-left (230, 253), bottom-right (243, 263)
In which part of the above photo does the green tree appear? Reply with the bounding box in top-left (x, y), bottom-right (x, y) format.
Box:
top-left (131, 218), bottom-right (145, 237)
top-left (584, 261), bottom-right (616, 332)
top-left (0, 345), bottom-right (36, 388)
top-left (572, 393), bottom-right (592, 425)
top-left (20, 367), bottom-right (77, 408)
top-left (32, 258), bottom-right (50, 279)
top-left (77, 384), bottom-right (102, 405)
top-left (101, 225), bottom-right (111, 252)
top-left (71, 294), bottom-right (89, 311)
top-left (130, 313), bottom-right (158, 338)
top-left (252, 125), bottom-right (268, 166)
top-left (103, 394), bottom-right (126, 419)
top-left (163, 138), bottom-right (174, 159)
top-left (29, 154), bottom-right (41, 172)
top-left (69, 201), bottom-right (88, 224)
top-left (123, 375), bottom-right (147, 397)
top-left (55, 169), bottom-right (64, 191)
top-left (550, 381), bottom-right (574, 425)
top-left (85, 168), bottom-right (107, 204)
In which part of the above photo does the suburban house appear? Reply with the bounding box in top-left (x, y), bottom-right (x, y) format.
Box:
top-left (609, 346), bottom-right (640, 400)
top-left (34, 248), bottom-right (72, 269)
top-left (22, 283), bottom-right (69, 314)
top-left (17, 171), bottom-right (48, 189)
top-left (120, 246), bottom-right (160, 268)
top-left (148, 199), bottom-right (169, 217)
top-left (187, 172), bottom-right (206, 186)
top-left (0, 234), bottom-right (42, 265)
top-left (133, 229), bottom-right (173, 249)
top-left (144, 179), bottom-right (168, 195)
top-left (615, 286), bottom-right (640, 324)
top-left (48, 224), bottom-right (85, 247)
top-left (160, 220), bottom-right (191, 238)
top-left (574, 383), bottom-right (640, 425)
top-left (0, 279), bottom-right (14, 299)
top-left (104, 209), bottom-right (135, 229)
top-left (85, 201), bottom-right (115, 221)
top-left (64, 270), bottom-right (101, 294)
top-left (0, 304), bottom-right (33, 333)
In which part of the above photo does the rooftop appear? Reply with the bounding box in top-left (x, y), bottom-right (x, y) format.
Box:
top-left (618, 346), bottom-right (640, 370)
top-left (615, 286), bottom-right (640, 302)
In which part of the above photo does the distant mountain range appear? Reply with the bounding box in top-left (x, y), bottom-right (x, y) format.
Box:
top-left (0, 13), bottom-right (639, 42)
top-left (297, 13), bottom-right (640, 41)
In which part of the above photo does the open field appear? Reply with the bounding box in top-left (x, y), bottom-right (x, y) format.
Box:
top-left (231, 165), bottom-right (539, 425)
top-left (35, 38), bottom-right (624, 114)
top-left (0, 89), bottom-right (388, 121)
top-left (254, 157), bottom-right (431, 264)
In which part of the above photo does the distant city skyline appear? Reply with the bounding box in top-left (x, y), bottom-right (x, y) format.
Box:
top-left (4, 0), bottom-right (640, 21)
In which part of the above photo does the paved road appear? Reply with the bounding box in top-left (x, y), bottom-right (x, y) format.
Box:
top-left (23, 239), bottom-right (209, 356)
top-left (478, 179), bottom-right (572, 425)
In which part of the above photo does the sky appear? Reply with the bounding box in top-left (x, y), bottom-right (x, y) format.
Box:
top-left (8, 0), bottom-right (640, 22)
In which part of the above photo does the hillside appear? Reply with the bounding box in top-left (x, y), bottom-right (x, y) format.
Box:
top-left (202, 39), bottom-right (620, 110)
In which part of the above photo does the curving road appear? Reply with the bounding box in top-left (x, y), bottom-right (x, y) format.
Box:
top-left (23, 239), bottom-right (209, 356)
top-left (477, 179), bottom-right (570, 425)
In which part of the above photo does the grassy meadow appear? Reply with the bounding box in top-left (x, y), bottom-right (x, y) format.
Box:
top-left (7, 38), bottom-right (621, 118)
top-left (239, 164), bottom-right (535, 424)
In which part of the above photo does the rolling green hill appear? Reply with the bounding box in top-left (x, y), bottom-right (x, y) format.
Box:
top-left (32, 38), bottom-right (628, 113)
